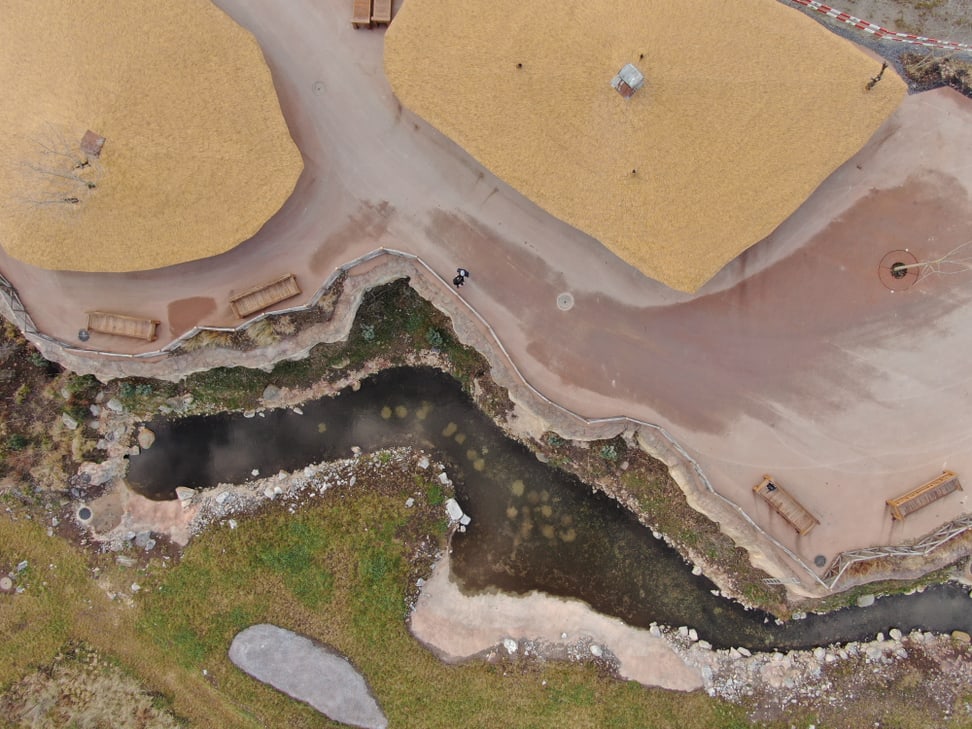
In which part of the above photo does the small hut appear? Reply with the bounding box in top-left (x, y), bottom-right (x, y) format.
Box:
top-left (611, 63), bottom-right (645, 98)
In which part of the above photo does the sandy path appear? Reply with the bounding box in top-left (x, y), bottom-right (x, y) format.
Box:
top-left (409, 555), bottom-right (704, 692)
top-left (4, 2), bottom-right (972, 588)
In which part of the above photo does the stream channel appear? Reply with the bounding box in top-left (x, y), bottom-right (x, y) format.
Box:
top-left (127, 366), bottom-right (972, 652)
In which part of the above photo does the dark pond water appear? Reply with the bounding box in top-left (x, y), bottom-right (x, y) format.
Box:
top-left (127, 366), bottom-right (972, 651)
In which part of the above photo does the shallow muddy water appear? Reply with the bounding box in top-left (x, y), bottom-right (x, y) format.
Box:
top-left (127, 366), bottom-right (972, 650)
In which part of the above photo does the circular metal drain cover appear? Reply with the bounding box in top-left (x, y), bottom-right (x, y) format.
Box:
top-left (312, 81), bottom-right (326, 96)
top-left (77, 506), bottom-right (92, 521)
top-left (556, 292), bottom-right (574, 311)
top-left (814, 555), bottom-right (827, 568)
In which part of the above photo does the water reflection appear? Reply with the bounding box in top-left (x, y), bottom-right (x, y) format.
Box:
top-left (127, 367), bottom-right (972, 650)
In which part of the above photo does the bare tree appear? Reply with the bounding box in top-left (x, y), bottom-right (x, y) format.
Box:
top-left (15, 123), bottom-right (101, 207)
top-left (890, 240), bottom-right (972, 283)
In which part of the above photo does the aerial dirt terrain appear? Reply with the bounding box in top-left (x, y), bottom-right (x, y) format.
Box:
top-left (1, 0), bottom-right (972, 591)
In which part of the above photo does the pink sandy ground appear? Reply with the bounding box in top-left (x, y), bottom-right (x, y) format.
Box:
top-left (7, 1), bottom-right (972, 632)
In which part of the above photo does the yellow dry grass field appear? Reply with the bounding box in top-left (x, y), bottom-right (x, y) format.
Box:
top-left (0, 0), bottom-right (303, 272)
top-left (385, 0), bottom-right (906, 292)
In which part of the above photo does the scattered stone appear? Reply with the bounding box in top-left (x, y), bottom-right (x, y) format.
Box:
top-left (691, 565), bottom-right (702, 576)
top-left (890, 628), bottom-right (902, 641)
top-left (876, 632), bottom-right (884, 642)
top-left (697, 640), bottom-right (712, 651)
top-left (737, 647), bottom-right (752, 657)
top-left (561, 632), bottom-right (568, 639)
top-left (437, 472), bottom-right (450, 485)
top-left (590, 644), bottom-right (603, 658)
top-left (405, 497), bottom-right (415, 508)
top-left (175, 487), bottom-right (196, 504)
top-left (143, 539), bottom-right (156, 551)
top-left (678, 626), bottom-right (689, 637)
top-left (106, 398), bottom-right (125, 413)
top-left (445, 498), bottom-right (465, 522)
top-left (61, 413), bottom-right (79, 430)
top-left (134, 531), bottom-right (152, 548)
top-left (228, 519), bottom-right (238, 530)
top-left (130, 583), bottom-right (141, 593)
top-left (137, 427), bottom-right (156, 449)
top-left (688, 628), bottom-right (698, 642)
top-left (951, 630), bottom-right (971, 643)
top-left (856, 594), bottom-right (875, 608)
top-left (244, 411), bottom-right (256, 418)
top-left (791, 611), bottom-right (807, 621)
top-left (16, 561), bottom-right (28, 573)
top-left (417, 456), bottom-right (430, 469)
top-left (813, 647), bottom-right (826, 661)
top-left (264, 487), bottom-right (275, 499)
top-left (292, 406), bottom-right (303, 415)
top-left (262, 385), bottom-right (281, 401)
top-left (251, 469), bottom-right (260, 477)
top-left (503, 638), bottom-right (518, 654)
top-left (215, 492), bottom-right (230, 505)
top-left (229, 624), bottom-right (388, 729)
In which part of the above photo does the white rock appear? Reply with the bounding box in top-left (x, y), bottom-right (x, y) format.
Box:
top-left (137, 427), bottom-right (155, 449)
top-left (691, 565), bottom-right (702, 576)
top-left (251, 469), bottom-right (260, 477)
top-left (293, 407), bottom-right (303, 415)
top-left (215, 492), bottom-right (230, 505)
top-left (417, 456), bottom-right (430, 469)
top-left (688, 628), bottom-right (698, 642)
top-left (649, 624), bottom-right (661, 638)
top-left (438, 472), bottom-right (450, 485)
top-left (61, 413), bottom-right (78, 430)
top-left (791, 611), bottom-right (807, 621)
top-left (130, 583), bottom-right (141, 593)
top-left (244, 411), bottom-right (256, 418)
top-left (264, 488), bottom-right (275, 499)
top-left (737, 646), bottom-right (751, 657)
top-left (590, 644), bottom-right (603, 658)
top-left (856, 594), bottom-right (875, 608)
top-left (175, 487), bottom-right (196, 503)
top-left (405, 497), bottom-right (415, 508)
top-left (876, 632), bottom-right (884, 642)
top-left (459, 514), bottom-right (472, 526)
top-left (728, 648), bottom-right (741, 659)
top-left (445, 498), bottom-right (465, 522)
top-left (813, 647), bottom-right (826, 661)
top-left (106, 398), bottom-right (124, 413)
top-left (697, 640), bottom-right (712, 651)
top-left (889, 628), bottom-right (902, 641)
top-left (228, 519), bottom-right (238, 530)
top-left (678, 626), bottom-right (689, 637)
top-left (561, 632), bottom-right (568, 640)
top-left (503, 638), bottom-right (517, 654)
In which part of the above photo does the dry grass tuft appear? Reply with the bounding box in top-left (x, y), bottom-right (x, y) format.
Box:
top-left (176, 329), bottom-right (236, 353)
top-left (385, 0), bottom-right (906, 292)
top-left (244, 318), bottom-right (279, 347)
top-left (0, 0), bottom-right (303, 273)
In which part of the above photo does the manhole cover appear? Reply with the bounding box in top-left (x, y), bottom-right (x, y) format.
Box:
top-left (556, 292), bottom-right (574, 311)
top-left (312, 81), bottom-right (326, 96)
top-left (878, 250), bottom-right (919, 291)
top-left (78, 329), bottom-right (90, 342)
top-left (814, 555), bottom-right (827, 568)
top-left (0, 576), bottom-right (12, 592)
top-left (77, 506), bottom-right (92, 521)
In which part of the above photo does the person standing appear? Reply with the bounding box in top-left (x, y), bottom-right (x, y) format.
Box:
top-left (453, 273), bottom-right (465, 288)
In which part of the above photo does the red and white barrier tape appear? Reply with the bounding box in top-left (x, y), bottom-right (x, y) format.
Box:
top-left (789, 0), bottom-right (972, 52)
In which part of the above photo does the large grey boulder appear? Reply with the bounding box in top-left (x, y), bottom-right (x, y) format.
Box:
top-left (229, 624), bottom-right (387, 729)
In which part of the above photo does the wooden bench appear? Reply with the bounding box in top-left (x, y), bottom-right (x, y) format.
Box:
top-left (86, 311), bottom-right (159, 342)
top-left (229, 274), bottom-right (301, 319)
top-left (753, 476), bottom-right (819, 536)
top-left (352, 0), bottom-right (373, 28)
top-left (887, 471), bottom-right (962, 520)
top-left (372, 0), bottom-right (392, 25)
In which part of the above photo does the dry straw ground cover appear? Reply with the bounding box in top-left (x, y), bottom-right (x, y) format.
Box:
top-left (0, 0), bottom-right (303, 272)
top-left (385, 0), bottom-right (906, 292)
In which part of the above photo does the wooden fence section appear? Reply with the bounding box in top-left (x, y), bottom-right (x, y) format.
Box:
top-left (86, 311), bottom-right (159, 342)
top-left (887, 471), bottom-right (962, 520)
top-left (229, 274), bottom-right (301, 319)
top-left (352, 0), bottom-right (373, 28)
top-left (753, 476), bottom-right (819, 536)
